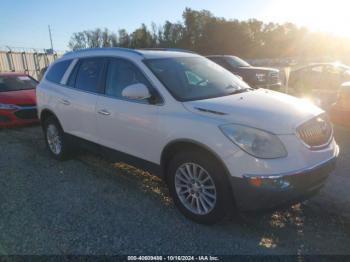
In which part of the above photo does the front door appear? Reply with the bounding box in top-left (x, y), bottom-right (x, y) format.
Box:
top-left (96, 58), bottom-right (162, 163)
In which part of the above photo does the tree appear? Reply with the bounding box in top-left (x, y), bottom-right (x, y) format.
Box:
top-left (68, 28), bottom-right (118, 50)
top-left (118, 29), bottom-right (130, 48)
top-left (161, 21), bottom-right (184, 47)
top-left (130, 24), bottom-right (155, 48)
top-left (182, 8), bottom-right (214, 51)
top-left (67, 7), bottom-right (350, 62)
top-left (68, 32), bottom-right (89, 50)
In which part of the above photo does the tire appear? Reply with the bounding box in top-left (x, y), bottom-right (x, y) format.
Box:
top-left (43, 116), bottom-right (72, 160)
top-left (167, 150), bottom-right (234, 224)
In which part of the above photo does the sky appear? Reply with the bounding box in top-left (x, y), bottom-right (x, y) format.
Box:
top-left (1, 0), bottom-right (349, 51)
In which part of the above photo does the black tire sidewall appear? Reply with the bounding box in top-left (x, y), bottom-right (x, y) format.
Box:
top-left (167, 151), bottom-right (233, 224)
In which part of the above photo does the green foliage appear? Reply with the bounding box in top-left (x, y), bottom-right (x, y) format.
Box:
top-left (68, 8), bottom-right (350, 60)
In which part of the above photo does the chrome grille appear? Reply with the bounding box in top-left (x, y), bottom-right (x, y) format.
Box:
top-left (269, 71), bottom-right (279, 78)
top-left (268, 71), bottom-right (280, 84)
top-left (297, 115), bottom-right (333, 149)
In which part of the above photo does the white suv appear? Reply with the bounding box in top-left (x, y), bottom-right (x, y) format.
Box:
top-left (37, 48), bottom-right (339, 224)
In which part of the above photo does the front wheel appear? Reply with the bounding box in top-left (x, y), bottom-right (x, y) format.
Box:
top-left (167, 151), bottom-right (234, 224)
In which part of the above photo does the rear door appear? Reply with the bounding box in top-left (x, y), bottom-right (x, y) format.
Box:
top-left (60, 57), bottom-right (106, 142)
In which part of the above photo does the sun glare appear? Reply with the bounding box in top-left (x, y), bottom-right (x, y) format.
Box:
top-left (261, 0), bottom-right (350, 37)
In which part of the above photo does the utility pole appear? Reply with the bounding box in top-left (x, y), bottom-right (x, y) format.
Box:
top-left (48, 25), bottom-right (53, 52)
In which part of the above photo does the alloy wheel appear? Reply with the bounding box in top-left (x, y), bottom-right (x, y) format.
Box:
top-left (174, 162), bottom-right (217, 215)
top-left (46, 124), bottom-right (62, 155)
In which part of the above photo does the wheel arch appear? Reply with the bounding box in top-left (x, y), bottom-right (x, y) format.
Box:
top-left (160, 139), bottom-right (238, 212)
top-left (160, 139), bottom-right (231, 180)
top-left (40, 109), bottom-right (63, 130)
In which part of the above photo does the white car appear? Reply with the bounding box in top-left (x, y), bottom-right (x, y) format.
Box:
top-left (37, 48), bottom-right (339, 224)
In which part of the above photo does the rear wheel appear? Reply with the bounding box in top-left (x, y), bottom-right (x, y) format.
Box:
top-left (167, 151), bottom-right (234, 224)
top-left (43, 116), bottom-right (72, 160)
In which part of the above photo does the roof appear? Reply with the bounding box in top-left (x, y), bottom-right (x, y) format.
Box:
top-left (136, 49), bottom-right (199, 59)
top-left (62, 47), bottom-right (199, 60)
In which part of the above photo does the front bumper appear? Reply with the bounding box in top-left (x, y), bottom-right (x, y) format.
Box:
top-left (0, 106), bottom-right (39, 128)
top-left (230, 154), bottom-right (337, 211)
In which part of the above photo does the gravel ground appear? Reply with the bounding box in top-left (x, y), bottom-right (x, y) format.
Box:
top-left (0, 125), bottom-right (349, 255)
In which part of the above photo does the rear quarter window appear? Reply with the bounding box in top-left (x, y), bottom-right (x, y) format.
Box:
top-left (46, 60), bottom-right (72, 84)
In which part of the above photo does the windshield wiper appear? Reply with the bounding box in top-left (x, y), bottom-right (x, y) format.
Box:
top-left (227, 89), bottom-right (249, 95)
top-left (225, 86), bottom-right (250, 95)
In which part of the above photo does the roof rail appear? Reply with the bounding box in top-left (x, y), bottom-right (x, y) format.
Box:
top-left (138, 48), bottom-right (196, 54)
top-left (63, 47), bottom-right (144, 57)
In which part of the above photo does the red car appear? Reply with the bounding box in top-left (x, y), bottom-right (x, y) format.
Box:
top-left (0, 72), bottom-right (39, 127)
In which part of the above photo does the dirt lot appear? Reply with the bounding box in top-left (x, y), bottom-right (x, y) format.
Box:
top-left (0, 125), bottom-right (349, 255)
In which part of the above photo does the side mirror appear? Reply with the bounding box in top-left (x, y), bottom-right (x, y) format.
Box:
top-left (121, 83), bottom-right (151, 100)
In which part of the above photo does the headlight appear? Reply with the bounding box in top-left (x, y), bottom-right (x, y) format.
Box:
top-left (256, 73), bottom-right (266, 82)
top-left (220, 124), bottom-right (287, 159)
top-left (0, 103), bottom-right (19, 110)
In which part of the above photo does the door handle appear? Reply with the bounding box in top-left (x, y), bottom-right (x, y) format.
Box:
top-left (59, 99), bottom-right (70, 105)
top-left (98, 109), bottom-right (111, 116)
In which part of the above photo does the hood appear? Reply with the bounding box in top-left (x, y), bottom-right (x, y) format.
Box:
top-left (183, 89), bottom-right (323, 134)
top-left (0, 89), bottom-right (36, 105)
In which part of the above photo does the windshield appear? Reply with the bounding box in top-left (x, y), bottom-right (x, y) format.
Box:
top-left (225, 56), bottom-right (251, 68)
top-left (0, 75), bottom-right (37, 92)
top-left (144, 57), bottom-right (250, 101)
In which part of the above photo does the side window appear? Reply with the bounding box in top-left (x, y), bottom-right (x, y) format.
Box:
top-left (75, 58), bottom-right (105, 93)
top-left (46, 60), bottom-right (72, 84)
top-left (105, 58), bottom-right (152, 101)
